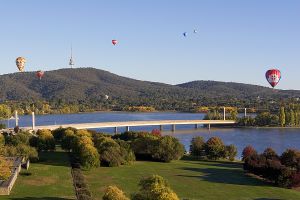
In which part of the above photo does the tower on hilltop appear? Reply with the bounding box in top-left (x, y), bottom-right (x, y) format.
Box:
top-left (69, 46), bottom-right (74, 68)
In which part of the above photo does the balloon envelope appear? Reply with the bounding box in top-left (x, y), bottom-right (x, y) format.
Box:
top-left (265, 69), bottom-right (281, 88)
top-left (183, 32), bottom-right (187, 37)
top-left (15, 57), bottom-right (26, 72)
top-left (36, 70), bottom-right (44, 80)
top-left (112, 40), bottom-right (118, 45)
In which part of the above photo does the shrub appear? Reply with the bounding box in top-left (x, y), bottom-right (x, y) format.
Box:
top-left (277, 167), bottom-right (295, 188)
top-left (262, 147), bottom-right (279, 160)
top-left (204, 137), bottom-right (225, 160)
top-left (0, 145), bottom-right (39, 162)
top-left (242, 145), bottom-right (257, 161)
top-left (35, 129), bottom-right (56, 151)
top-left (153, 136), bottom-right (185, 162)
top-left (151, 129), bottom-right (161, 137)
top-left (0, 156), bottom-right (12, 181)
top-left (0, 123), bottom-right (6, 129)
top-left (117, 140), bottom-right (136, 164)
top-left (131, 136), bottom-right (158, 160)
top-left (190, 136), bottom-right (205, 156)
top-left (78, 144), bottom-right (100, 170)
top-left (132, 175), bottom-right (179, 200)
top-left (225, 144), bottom-right (237, 161)
top-left (52, 127), bottom-right (67, 142)
top-left (0, 133), bottom-right (4, 147)
top-left (281, 149), bottom-right (300, 169)
top-left (5, 131), bottom-right (31, 146)
top-left (103, 185), bottom-right (129, 200)
top-left (94, 136), bottom-right (125, 167)
top-left (291, 172), bottom-right (300, 187)
top-left (61, 129), bottom-right (76, 151)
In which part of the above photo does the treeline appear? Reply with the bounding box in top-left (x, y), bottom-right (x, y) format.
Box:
top-left (238, 104), bottom-right (300, 127)
top-left (243, 146), bottom-right (300, 188)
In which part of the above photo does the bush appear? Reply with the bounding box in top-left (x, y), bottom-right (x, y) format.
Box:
top-left (132, 175), bottom-right (179, 200)
top-left (34, 129), bottom-right (56, 151)
top-left (131, 136), bottom-right (158, 160)
top-left (277, 167), bottom-right (295, 188)
top-left (242, 145), bottom-right (257, 161)
top-left (61, 129), bottom-right (76, 151)
top-left (103, 186), bottom-right (129, 200)
top-left (0, 123), bottom-right (6, 129)
top-left (78, 144), bottom-right (100, 170)
top-left (262, 147), bottom-right (279, 160)
top-left (52, 127), bottom-right (67, 142)
top-left (281, 149), bottom-right (300, 169)
top-left (204, 137), bottom-right (225, 160)
top-left (5, 131), bottom-right (31, 146)
top-left (117, 140), bottom-right (136, 165)
top-left (0, 144), bottom-right (39, 162)
top-left (291, 172), bottom-right (300, 187)
top-left (153, 136), bottom-right (185, 162)
top-left (225, 144), bottom-right (237, 161)
top-left (190, 136), bottom-right (205, 156)
top-left (0, 133), bottom-right (5, 147)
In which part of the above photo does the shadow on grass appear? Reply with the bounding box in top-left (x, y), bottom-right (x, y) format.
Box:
top-left (178, 166), bottom-right (270, 187)
top-left (37, 151), bottom-right (70, 167)
top-left (254, 199), bottom-right (284, 200)
top-left (9, 198), bottom-right (74, 200)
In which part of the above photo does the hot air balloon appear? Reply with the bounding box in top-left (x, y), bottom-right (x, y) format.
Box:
top-left (112, 40), bottom-right (118, 45)
top-left (265, 69), bottom-right (281, 88)
top-left (193, 29), bottom-right (197, 33)
top-left (36, 70), bottom-right (44, 80)
top-left (183, 32), bottom-right (187, 37)
top-left (15, 57), bottom-right (26, 72)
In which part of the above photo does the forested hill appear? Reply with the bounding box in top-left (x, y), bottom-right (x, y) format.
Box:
top-left (0, 68), bottom-right (299, 110)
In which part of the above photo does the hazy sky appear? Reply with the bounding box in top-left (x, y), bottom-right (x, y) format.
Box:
top-left (0, 0), bottom-right (299, 89)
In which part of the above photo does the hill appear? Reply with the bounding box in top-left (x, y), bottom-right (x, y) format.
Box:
top-left (0, 68), bottom-right (299, 111)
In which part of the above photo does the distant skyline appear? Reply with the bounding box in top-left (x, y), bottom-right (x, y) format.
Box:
top-left (0, 0), bottom-right (299, 89)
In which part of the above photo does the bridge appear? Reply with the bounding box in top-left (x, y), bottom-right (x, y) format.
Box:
top-left (22, 119), bottom-right (236, 133)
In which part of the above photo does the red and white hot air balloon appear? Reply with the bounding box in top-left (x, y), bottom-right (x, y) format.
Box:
top-left (112, 39), bottom-right (118, 46)
top-left (265, 69), bottom-right (281, 88)
top-left (36, 70), bottom-right (44, 80)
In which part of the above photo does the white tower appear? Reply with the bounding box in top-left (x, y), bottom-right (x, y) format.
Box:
top-left (69, 46), bottom-right (74, 68)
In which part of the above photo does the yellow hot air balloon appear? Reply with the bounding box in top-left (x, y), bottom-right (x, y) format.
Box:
top-left (15, 57), bottom-right (26, 72)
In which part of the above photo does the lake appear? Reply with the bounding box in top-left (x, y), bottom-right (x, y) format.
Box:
top-left (2, 112), bottom-right (300, 157)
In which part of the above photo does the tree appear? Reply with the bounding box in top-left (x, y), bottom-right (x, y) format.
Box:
top-left (79, 144), bottom-right (100, 170)
top-left (0, 133), bottom-right (5, 147)
top-left (34, 129), bottom-right (55, 151)
top-left (279, 106), bottom-right (286, 127)
top-left (132, 175), bottom-right (179, 200)
top-left (262, 147), bottom-right (278, 160)
top-left (103, 186), bottom-right (129, 200)
top-left (225, 144), bottom-right (237, 161)
top-left (153, 136), bottom-right (185, 162)
top-left (190, 136), bottom-right (205, 156)
top-left (281, 149), bottom-right (300, 169)
top-left (0, 104), bottom-right (11, 120)
top-left (242, 145), bottom-right (257, 161)
top-left (290, 109), bottom-right (295, 126)
top-left (204, 137), bottom-right (225, 160)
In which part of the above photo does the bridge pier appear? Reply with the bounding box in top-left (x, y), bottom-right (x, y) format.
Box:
top-left (126, 126), bottom-right (130, 132)
top-left (171, 124), bottom-right (175, 132)
top-left (32, 112), bottom-right (35, 131)
top-left (208, 124), bottom-right (211, 130)
top-left (114, 127), bottom-right (118, 134)
top-left (159, 125), bottom-right (163, 131)
top-left (195, 124), bottom-right (198, 129)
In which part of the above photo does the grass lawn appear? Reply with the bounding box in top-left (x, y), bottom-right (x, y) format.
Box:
top-left (0, 150), bottom-right (76, 200)
top-left (83, 159), bottom-right (300, 200)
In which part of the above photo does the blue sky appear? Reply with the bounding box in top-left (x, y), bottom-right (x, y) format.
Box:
top-left (0, 0), bottom-right (299, 89)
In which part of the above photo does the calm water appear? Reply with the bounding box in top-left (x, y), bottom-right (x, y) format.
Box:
top-left (2, 112), bottom-right (300, 157)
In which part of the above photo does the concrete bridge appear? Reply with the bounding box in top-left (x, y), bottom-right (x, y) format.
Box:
top-left (22, 119), bottom-right (236, 133)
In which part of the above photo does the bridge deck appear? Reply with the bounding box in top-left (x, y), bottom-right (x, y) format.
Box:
top-left (22, 120), bottom-right (236, 130)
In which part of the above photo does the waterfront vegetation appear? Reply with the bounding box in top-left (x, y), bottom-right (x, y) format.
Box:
top-left (1, 128), bottom-right (300, 199)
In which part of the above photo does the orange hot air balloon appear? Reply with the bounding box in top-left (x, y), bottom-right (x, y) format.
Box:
top-left (112, 40), bottom-right (118, 45)
top-left (265, 69), bottom-right (281, 88)
top-left (36, 70), bottom-right (44, 80)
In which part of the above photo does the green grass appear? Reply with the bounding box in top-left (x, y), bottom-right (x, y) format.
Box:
top-left (0, 150), bottom-right (76, 200)
top-left (83, 159), bottom-right (300, 200)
